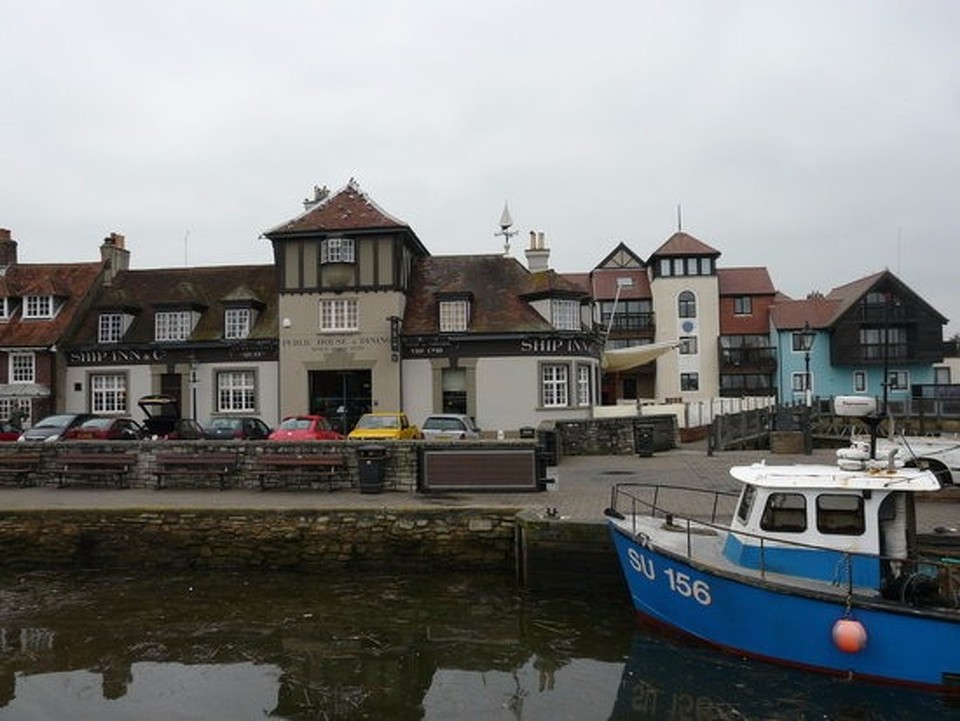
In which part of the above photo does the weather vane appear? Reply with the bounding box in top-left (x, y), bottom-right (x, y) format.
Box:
top-left (495, 202), bottom-right (518, 256)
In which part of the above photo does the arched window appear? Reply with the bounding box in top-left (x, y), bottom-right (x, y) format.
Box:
top-left (678, 291), bottom-right (697, 318)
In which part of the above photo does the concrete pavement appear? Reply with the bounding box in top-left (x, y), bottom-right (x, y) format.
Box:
top-left (0, 443), bottom-right (956, 533)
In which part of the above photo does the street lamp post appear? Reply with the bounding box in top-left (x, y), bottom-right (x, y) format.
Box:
top-left (802, 322), bottom-right (815, 407)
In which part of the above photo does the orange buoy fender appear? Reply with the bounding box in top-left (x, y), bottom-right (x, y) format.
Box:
top-left (832, 618), bottom-right (868, 653)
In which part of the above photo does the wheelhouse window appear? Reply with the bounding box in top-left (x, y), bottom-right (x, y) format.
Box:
top-left (439, 300), bottom-right (469, 332)
top-left (10, 352), bottom-right (35, 383)
top-left (23, 295), bottom-right (53, 319)
top-left (551, 299), bottom-right (580, 331)
top-left (98, 313), bottom-right (124, 343)
top-left (91, 373), bottom-right (126, 413)
top-left (733, 296), bottom-right (752, 315)
top-left (319, 298), bottom-right (357, 332)
top-left (736, 484), bottom-right (756, 523)
top-left (541, 364), bottom-right (569, 407)
top-left (217, 370), bottom-right (256, 412)
top-left (224, 308), bottom-right (252, 340)
top-left (816, 494), bottom-right (865, 535)
top-left (320, 237), bottom-right (355, 264)
top-left (680, 372), bottom-right (699, 391)
top-left (155, 311), bottom-right (194, 342)
top-left (678, 291), bottom-right (696, 319)
top-left (760, 493), bottom-right (807, 532)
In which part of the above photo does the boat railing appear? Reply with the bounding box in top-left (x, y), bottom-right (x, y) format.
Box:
top-left (606, 482), bottom-right (960, 609)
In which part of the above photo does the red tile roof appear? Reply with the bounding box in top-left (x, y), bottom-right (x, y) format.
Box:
top-left (769, 297), bottom-right (842, 330)
top-left (718, 267), bottom-right (775, 295)
top-left (649, 232), bottom-right (720, 258)
top-left (588, 269), bottom-right (652, 299)
top-left (265, 179), bottom-right (411, 236)
top-left (0, 262), bottom-right (103, 348)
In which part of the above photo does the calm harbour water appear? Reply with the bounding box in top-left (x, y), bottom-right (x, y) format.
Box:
top-left (0, 570), bottom-right (955, 721)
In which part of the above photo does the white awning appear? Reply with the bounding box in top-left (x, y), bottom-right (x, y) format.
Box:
top-left (0, 383), bottom-right (51, 398)
top-left (601, 341), bottom-right (679, 372)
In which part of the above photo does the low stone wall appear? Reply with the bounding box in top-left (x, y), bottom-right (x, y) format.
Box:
top-left (0, 507), bottom-right (521, 572)
top-left (0, 440), bottom-right (541, 491)
top-left (552, 415), bottom-right (678, 456)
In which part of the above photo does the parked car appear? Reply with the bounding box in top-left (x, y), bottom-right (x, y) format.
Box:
top-left (268, 415), bottom-right (343, 441)
top-left (138, 395), bottom-right (205, 440)
top-left (63, 416), bottom-right (145, 441)
top-left (18, 413), bottom-right (100, 443)
top-left (421, 413), bottom-right (481, 440)
top-left (204, 416), bottom-right (272, 440)
top-left (347, 412), bottom-right (422, 440)
top-left (0, 421), bottom-right (23, 442)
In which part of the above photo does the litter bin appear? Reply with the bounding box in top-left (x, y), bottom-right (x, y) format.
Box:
top-left (357, 445), bottom-right (387, 493)
top-left (635, 423), bottom-right (655, 457)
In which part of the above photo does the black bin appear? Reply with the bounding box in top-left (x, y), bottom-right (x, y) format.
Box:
top-left (635, 423), bottom-right (655, 457)
top-left (357, 445), bottom-right (387, 493)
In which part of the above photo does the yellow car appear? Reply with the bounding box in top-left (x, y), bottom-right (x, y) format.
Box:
top-left (347, 412), bottom-right (423, 440)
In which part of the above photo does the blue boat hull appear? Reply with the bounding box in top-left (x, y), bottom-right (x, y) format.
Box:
top-left (609, 523), bottom-right (960, 690)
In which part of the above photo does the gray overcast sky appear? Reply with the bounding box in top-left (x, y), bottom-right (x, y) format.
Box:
top-left (3, 1), bottom-right (958, 335)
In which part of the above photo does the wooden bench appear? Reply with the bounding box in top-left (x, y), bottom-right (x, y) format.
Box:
top-left (154, 452), bottom-right (240, 490)
top-left (55, 452), bottom-right (137, 488)
top-left (254, 453), bottom-right (348, 491)
top-left (0, 452), bottom-right (43, 487)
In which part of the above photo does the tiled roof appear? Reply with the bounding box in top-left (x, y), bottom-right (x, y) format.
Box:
top-left (769, 297), bottom-right (842, 330)
top-left (649, 232), bottom-right (721, 258)
top-left (0, 262), bottom-right (103, 348)
top-left (264, 179), bottom-right (411, 236)
top-left (403, 255), bottom-right (584, 335)
top-left (718, 267), bottom-right (775, 295)
top-left (70, 265), bottom-right (278, 344)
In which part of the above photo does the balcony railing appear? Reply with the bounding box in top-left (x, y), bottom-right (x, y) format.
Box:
top-left (719, 347), bottom-right (777, 370)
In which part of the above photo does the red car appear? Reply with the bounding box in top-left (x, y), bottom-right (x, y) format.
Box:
top-left (63, 417), bottom-right (145, 441)
top-left (267, 415), bottom-right (343, 441)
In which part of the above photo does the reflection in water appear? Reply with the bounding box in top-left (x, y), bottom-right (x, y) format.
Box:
top-left (0, 571), bottom-right (954, 720)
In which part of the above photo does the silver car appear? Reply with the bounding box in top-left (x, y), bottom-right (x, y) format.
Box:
top-left (421, 414), bottom-right (480, 440)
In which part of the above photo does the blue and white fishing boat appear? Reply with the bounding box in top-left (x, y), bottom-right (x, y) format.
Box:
top-left (605, 397), bottom-right (960, 691)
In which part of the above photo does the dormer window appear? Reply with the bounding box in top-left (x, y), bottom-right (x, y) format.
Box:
top-left (439, 300), bottom-right (469, 332)
top-left (551, 299), bottom-right (580, 331)
top-left (155, 310), bottom-right (196, 342)
top-left (24, 295), bottom-right (53, 319)
top-left (98, 313), bottom-right (125, 343)
top-left (225, 307), bottom-right (253, 339)
top-left (320, 237), bottom-right (355, 264)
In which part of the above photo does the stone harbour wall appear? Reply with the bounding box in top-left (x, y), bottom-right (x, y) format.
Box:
top-left (0, 508), bottom-right (521, 573)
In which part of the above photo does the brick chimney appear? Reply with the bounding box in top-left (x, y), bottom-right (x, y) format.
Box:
top-left (100, 232), bottom-right (130, 284)
top-left (525, 230), bottom-right (550, 272)
top-left (0, 228), bottom-right (18, 268)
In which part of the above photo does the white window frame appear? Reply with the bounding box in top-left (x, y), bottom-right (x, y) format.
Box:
top-left (679, 336), bottom-right (698, 355)
top-left (439, 300), bottom-right (469, 332)
top-left (98, 313), bottom-right (124, 343)
top-left (155, 310), bottom-right (194, 342)
top-left (551, 299), bottom-right (580, 331)
top-left (887, 370), bottom-right (909, 393)
top-left (319, 298), bottom-right (358, 332)
top-left (792, 372), bottom-right (810, 392)
top-left (0, 398), bottom-right (30, 424)
top-left (853, 370), bottom-right (867, 393)
top-left (320, 237), bottom-right (355, 264)
top-left (0, 298), bottom-right (9, 321)
top-left (680, 372), bottom-right (699, 392)
top-left (576, 364), bottom-right (592, 406)
top-left (91, 373), bottom-right (126, 413)
top-left (734, 296), bottom-right (752, 315)
top-left (217, 370), bottom-right (256, 412)
top-left (10, 352), bottom-right (35, 383)
top-left (224, 308), bottom-right (252, 340)
top-left (541, 364), bottom-right (569, 407)
top-left (23, 295), bottom-right (53, 319)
